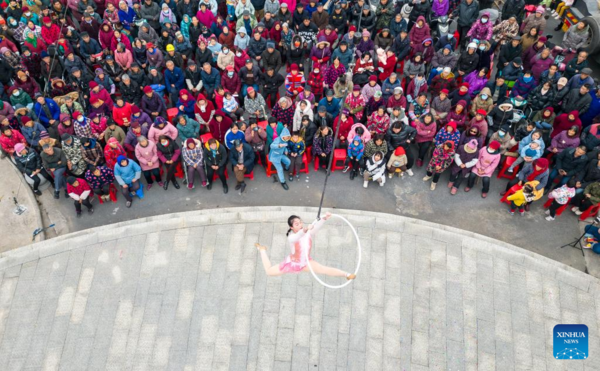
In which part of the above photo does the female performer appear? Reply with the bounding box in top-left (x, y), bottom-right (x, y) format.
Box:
top-left (256, 212), bottom-right (357, 279)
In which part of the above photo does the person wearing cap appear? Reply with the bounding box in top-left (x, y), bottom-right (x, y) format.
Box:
top-left (430, 66), bottom-right (456, 98)
top-left (564, 51), bottom-right (588, 80)
top-left (32, 93), bottom-right (59, 129)
top-left (565, 67), bottom-right (594, 92)
top-left (261, 66), bottom-right (283, 108)
top-left (178, 137), bottom-right (205, 191)
top-left (498, 36), bottom-right (522, 67)
top-left (20, 116), bottom-right (46, 149)
top-left (146, 42), bottom-right (165, 69)
top-left (276, 5), bottom-right (292, 27)
top-left (40, 16), bottom-right (60, 46)
top-left (297, 16), bottom-right (318, 48)
top-left (113, 155), bottom-right (144, 207)
top-left (65, 176), bottom-right (94, 217)
top-left (14, 143), bottom-right (53, 196)
top-left (119, 73), bottom-right (142, 105)
top-left (155, 135), bottom-right (181, 190)
top-left (229, 139), bottom-right (255, 193)
top-left (456, 43), bottom-right (479, 78)
top-left (83, 165), bottom-right (114, 203)
top-left (40, 50), bottom-right (64, 81)
top-left (500, 57), bottom-right (522, 87)
top-left (141, 86), bottom-right (167, 119)
top-left (329, 3), bottom-right (347, 35)
top-left (318, 89), bottom-right (341, 118)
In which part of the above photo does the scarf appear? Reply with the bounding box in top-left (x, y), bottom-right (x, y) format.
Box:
top-left (25, 31), bottom-right (37, 48)
top-left (527, 158), bottom-right (549, 181)
top-left (412, 78), bottom-right (425, 101)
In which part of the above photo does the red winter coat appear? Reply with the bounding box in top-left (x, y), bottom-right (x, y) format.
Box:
top-left (552, 111), bottom-right (582, 139)
top-left (41, 24), bottom-right (62, 46)
top-left (208, 110), bottom-right (232, 142)
top-left (112, 103), bottom-right (133, 126)
top-left (307, 71), bottom-right (324, 97)
top-left (91, 86), bottom-right (115, 110)
top-left (0, 131), bottom-right (26, 154)
top-left (333, 116), bottom-right (354, 141)
top-left (378, 55), bottom-right (397, 82)
top-left (0, 36), bottom-right (18, 53)
top-left (221, 72), bottom-right (241, 93)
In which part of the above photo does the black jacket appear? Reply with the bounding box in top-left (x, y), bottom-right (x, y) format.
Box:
top-left (261, 49), bottom-right (282, 71)
top-left (453, 0), bottom-right (480, 27)
top-left (457, 50), bottom-right (479, 75)
top-left (385, 124), bottom-right (416, 151)
top-left (15, 149), bottom-right (42, 175)
top-left (577, 159), bottom-right (600, 187)
top-left (501, 0), bottom-right (524, 21)
top-left (313, 113), bottom-right (334, 128)
top-left (195, 48), bottom-right (213, 67)
top-left (330, 11), bottom-right (347, 33)
top-left (263, 73), bottom-right (284, 94)
top-left (392, 35), bottom-right (411, 62)
top-left (300, 121), bottom-right (317, 147)
top-left (203, 142), bottom-right (228, 167)
top-left (498, 43), bottom-right (522, 67)
top-left (562, 88), bottom-right (592, 115)
top-left (229, 143), bottom-right (256, 172)
top-left (556, 148), bottom-right (588, 176)
top-left (485, 81), bottom-right (508, 104)
top-left (120, 80), bottom-right (142, 104)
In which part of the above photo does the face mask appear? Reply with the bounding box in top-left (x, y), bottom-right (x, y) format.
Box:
top-left (77, 116), bottom-right (84, 122)
top-left (236, 52), bottom-right (241, 57)
top-left (25, 12), bottom-right (31, 16)
top-left (10, 21), bottom-right (16, 26)
top-left (479, 46), bottom-right (485, 51)
top-left (223, 49), bottom-right (229, 54)
top-left (481, 94), bottom-right (488, 100)
top-left (481, 18), bottom-right (488, 24)
top-left (314, 69), bottom-right (320, 73)
top-left (523, 76), bottom-right (533, 82)
top-left (13, 90), bottom-right (19, 96)
top-left (498, 131), bottom-right (505, 137)
top-left (227, 71), bottom-right (234, 77)
top-left (161, 140), bottom-right (168, 146)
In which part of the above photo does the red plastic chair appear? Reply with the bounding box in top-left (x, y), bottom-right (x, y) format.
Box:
top-left (290, 153), bottom-right (310, 175)
top-left (98, 184), bottom-right (118, 204)
top-left (497, 157), bottom-right (519, 180)
top-left (500, 184), bottom-right (522, 205)
top-left (244, 170), bottom-right (254, 180)
top-left (332, 149), bottom-right (347, 172)
top-left (257, 120), bottom-right (267, 131)
top-left (580, 204), bottom-right (600, 221)
top-left (200, 133), bottom-right (214, 144)
top-left (305, 145), bottom-right (313, 163)
top-left (167, 107), bottom-right (179, 123)
top-left (212, 168), bottom-right (229, 181)
top-left (265, 155), bottom-right (276, 177)
top-left (543, 197), bottom-right (570, 217)
top-left (175, 161), bottom-right (185, 179)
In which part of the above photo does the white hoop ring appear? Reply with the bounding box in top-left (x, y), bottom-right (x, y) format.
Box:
top-left (304, 214), bottom-right (362, 289)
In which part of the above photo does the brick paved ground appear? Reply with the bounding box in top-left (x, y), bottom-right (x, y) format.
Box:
top-left (0, 207), bottom-right (599, 370)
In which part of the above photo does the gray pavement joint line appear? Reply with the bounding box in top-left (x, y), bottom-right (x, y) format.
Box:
top-left (4, 158), bottom-right (45, 242)
top-left (2, 209), bottom-right (599, 294)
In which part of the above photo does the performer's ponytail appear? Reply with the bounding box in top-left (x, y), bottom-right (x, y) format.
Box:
top-left (286, 215), bottom-right (300, 236)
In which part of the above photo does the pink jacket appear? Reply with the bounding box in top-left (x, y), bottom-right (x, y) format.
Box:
top-left (347, 123), bottom-right (371, 144)
top-left (280, 0), bottom-right (297, 11)
top-left (114, 49), bottom-right (133, 70)
top-left (135, 140), bottom-right (160, 171)
top-left (148, 123), bottom-right (179, 143)
top-left (472, 147), bottom-right (500, 177)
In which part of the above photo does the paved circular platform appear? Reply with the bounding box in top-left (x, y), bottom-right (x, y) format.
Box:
top-left (0, 207), bottom-right (598, 371)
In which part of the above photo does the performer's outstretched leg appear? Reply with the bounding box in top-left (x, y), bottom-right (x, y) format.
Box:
top-left (256, 244), bottom-right (284, 276)
top-left (304, 260), bottom-right (356, 279)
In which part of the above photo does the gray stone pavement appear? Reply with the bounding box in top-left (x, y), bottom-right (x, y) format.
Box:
top-left (0, 207), bottom-right (599, 370)
top-left (0, 158), bottom-right (45, 253)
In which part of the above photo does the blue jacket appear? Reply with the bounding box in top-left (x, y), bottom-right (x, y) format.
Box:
top-left (580, 90), bottom-right (600, 128)
top-left (347, 136), bottom-right (364, 160)
top-left (287, 137), bottom-right (305, 155)
top-left (224, 129), bottom-right (246, 149)
top-left (114, 157), bottom-right (142, 185)
top-left (33, 99), bottom-right (60, 127)
top-left (331, 47), bottom-right (353, 68)
top-left (269, 127), bottom-right (291, 162)
top-left (519, 132), bottom-right (546, 152)
top-left (201, 68), bottom-right (221, 89)
top-left (381, 77), bottom-right (401, 101)
top-left (318, 97), bottom-right (341, 118)
top-left (21, 122), bottom-right (47, 146)
top-left (229, 142), bottom-right (255, 172)
top-left (164, 67), bottom-right (185, 91)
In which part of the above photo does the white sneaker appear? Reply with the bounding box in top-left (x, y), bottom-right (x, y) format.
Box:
top-left (507, 168), bottom-right (514, 173)
top-left (545, 215), bottom-right (555, 221)
top-left (379, 181), bottom-right (384, 187)
top-left (389, 173), bottom-right (393, 179)
top-left (545, 209), bottom-right (550, 215)
top-left (407, 169), bottom-right (414, 177)
top-left (571, 206), bottom-right (579, 213)
top-left (575, 210), bottom-right (583, 216)
top-left (423, 175), bottom-right (432, 181)
top-left (430, 182), bottom-right (437, 191)
top-left (363, 181), bottom-right (368, 188)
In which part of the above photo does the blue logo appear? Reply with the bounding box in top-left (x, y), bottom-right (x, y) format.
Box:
top-left (553, 324), bottom-right (588, 360)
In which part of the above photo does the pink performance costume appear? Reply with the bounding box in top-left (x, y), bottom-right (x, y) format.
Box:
top-left (279, 218), bottom-right (326, 273)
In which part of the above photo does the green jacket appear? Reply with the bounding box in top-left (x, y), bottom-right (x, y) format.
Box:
top-left (9, 89), bottom-right (33, 107)
top-left (584, 182), bottom-right (600, 204)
